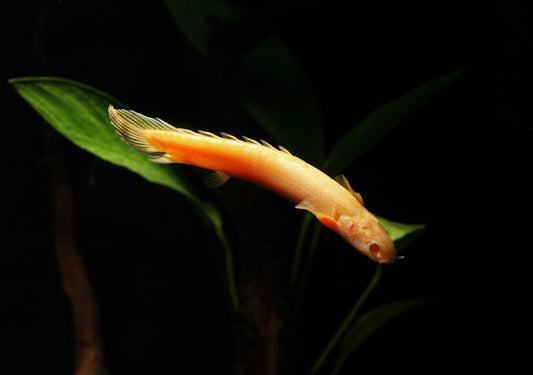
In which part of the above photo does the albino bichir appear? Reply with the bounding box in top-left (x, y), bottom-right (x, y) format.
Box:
top-left (108, 106), bottom-right (397, 263)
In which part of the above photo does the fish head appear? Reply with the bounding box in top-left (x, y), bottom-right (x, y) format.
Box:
top-left (337, 214), bottom-right (396, 264)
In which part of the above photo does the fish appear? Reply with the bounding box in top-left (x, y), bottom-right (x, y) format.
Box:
top-left (108, 106), bottom-right (396, 263)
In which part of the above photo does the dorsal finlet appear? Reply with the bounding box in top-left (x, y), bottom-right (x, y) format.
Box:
top-left (176, 128), bottom-right (198, 136)
top-left (198, 130), bottom-right (219, 138)
top-left (242, 136), bottom-right (262, 146)
top-left (278, 145), bottom-right (292, 155)
top-left (220, 132), bottom-right (239, 141)
top-left (260, 139), bottom-right (277, 150)
top-left (334, 175), bottom-right (364, 206)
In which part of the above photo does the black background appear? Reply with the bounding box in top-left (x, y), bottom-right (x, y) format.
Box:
top-left (1, 0), bottom-right (531, 373)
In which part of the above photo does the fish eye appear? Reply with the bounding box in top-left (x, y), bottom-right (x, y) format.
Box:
top-left (369, 243), bottom-right (380, 254)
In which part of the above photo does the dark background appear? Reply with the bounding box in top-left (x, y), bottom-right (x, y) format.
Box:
top-left (1, 0), bottom-right (530, 374)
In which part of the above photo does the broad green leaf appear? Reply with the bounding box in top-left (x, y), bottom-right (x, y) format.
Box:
top-left (331, 300), bottom-right (428, 375)
top-left (163, 0), bottom-right (241, 55)
top-left (322, 69), bottom-right (463, 176)
top-left (9, 76), bottom-right (198, 200)
top-left (237, 38), bottom-right (325, 165)
top-left (376, 215), bottom-right (426, 253)
top-left (9, 76), bottom-right (239, 310)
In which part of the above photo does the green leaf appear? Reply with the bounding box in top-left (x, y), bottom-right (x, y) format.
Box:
top-left (331, 300), bottom-right (428, 375)
top-left (322, 69), bottom-right (463, 176)
top-left (9, 76), bottom-right (239, 309)
top-left (9, 76), bottom-right (198, 199)
top-left (376, 215), bottom-right (426, 253)
top-left (163, 0), bottom-right (241, 55)
top-left (237, 38), bottom-right (325, 165)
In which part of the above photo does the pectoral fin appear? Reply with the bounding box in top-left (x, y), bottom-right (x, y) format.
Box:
top-left (205, 171), bottom-right (232, 188)
top-left (318, 215), bottom-right (339, 232)
top-left (295, 200), bottom-right (339, 232)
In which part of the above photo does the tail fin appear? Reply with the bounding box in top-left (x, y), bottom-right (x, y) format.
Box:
top-left (108, 105), bottom-right (178, 153)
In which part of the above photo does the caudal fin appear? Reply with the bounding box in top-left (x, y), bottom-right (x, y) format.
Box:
top-left (108, 105), bottom-right (178, 153)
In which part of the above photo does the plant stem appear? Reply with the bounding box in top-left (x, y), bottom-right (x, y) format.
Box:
top-left (311, 265), bottom-right (383, 374)
top-left (298, 220), bottom-right (323, 292)
top-left (290, 213), bottom-right (313, 284)
top-left (214, 223), bottom-right (240, 311)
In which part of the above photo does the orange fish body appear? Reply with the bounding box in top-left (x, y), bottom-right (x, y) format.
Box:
top-left (109, 106), bottom-right (396, 263)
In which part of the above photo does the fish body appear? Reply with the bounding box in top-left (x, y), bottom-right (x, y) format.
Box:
top-left (108, 106), bottom-right (396, 263)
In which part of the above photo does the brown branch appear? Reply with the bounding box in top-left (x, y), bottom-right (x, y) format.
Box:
top-left (44, 129), bottom-right (107, 375)
top-left (33, 7), bottom-right (107, 374)
top-left (230, 189), bottom-right (293, 375)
